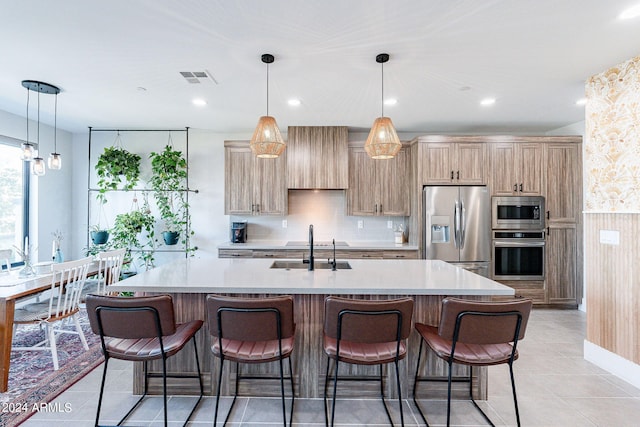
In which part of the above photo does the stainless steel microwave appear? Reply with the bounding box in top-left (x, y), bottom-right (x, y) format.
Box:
top-left (491, 196), bottom-right (545, 230)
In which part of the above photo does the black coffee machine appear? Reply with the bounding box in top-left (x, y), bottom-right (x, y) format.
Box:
top-left (231, 221), bottom-right (247, 243)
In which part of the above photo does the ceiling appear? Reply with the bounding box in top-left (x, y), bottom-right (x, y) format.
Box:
top-left (1, 0), bottom-right (639, 135)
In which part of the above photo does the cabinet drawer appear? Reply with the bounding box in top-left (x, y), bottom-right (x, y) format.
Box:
top-left (252, 250), bottom-right (304, 259)
top-left (218, 249), bottom-right (253, 258)
top-left (382, 251), bottom-right (418, 259)
top-left (493, 280), bottom-right (546, 304)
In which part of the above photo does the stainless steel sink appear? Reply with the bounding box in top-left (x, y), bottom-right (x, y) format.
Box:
top-left (270, 260), bottom-right (352, 270)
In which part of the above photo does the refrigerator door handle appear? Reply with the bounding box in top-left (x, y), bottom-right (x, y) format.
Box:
top-left (454, 200), bottom-right (460, 248)
top-left (460, 200), bottom-right (466, 249)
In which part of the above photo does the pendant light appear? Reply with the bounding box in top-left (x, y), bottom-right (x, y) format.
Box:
top-left (250, 53), bottom-right (285, 158)
top-left (21, 87), bottom-right (34, 161)
top-left (21, 80), bottom-right (61, 175)
top-left (48, 89), bottom-right (61, 170)
top-left (364, 53), bottom-right (401, 159)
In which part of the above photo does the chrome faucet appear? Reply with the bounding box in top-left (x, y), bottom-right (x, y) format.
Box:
top-left (307, 224), bottom-right (314, 270)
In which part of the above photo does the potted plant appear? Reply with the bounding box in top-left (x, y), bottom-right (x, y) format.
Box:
top-left (95, 143), bottom-right (141, 205)
top-left (149, 145), bottom-right (192, 246)
top-left (110, 196), bottom-right (157, 269)
top-left (90, 225), bottom-right (110, 245)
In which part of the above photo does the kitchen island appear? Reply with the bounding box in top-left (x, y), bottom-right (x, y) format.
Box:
top-left (109, 257), bottom-right (513, 399)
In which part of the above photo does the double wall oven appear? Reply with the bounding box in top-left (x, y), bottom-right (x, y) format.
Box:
top-left (491, 196), bottom-right (545, 281)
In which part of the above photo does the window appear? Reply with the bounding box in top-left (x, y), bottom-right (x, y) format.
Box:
top-left (0, 137), bottom-right (29, 267)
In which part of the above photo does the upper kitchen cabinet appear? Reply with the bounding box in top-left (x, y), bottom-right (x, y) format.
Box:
top-left (420, 141), bottom-right (486, 185)
top-left (489, 142), bottom-right (543, 196)
top-left (544, 142), bottom-right (582, 222)
top-left (347, 144), bottom-right (410, 216)
top-left (287, 126), bottom-right (348, 189)
top-left (224, 141), bottom-right (287, 215)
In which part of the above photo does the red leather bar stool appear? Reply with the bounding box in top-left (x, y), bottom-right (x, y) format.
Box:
top-left (86, 294), bottom-right (204, 427)
top-left (413, 297), bottom-right (532, 427)
top-left (322, 296), bottom-right (414, 426)
top-left (206, 294), bottom-right (296, 426)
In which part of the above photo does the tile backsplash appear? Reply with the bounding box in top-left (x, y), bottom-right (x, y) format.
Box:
top-left (230, 190), bottom-right (407, 242)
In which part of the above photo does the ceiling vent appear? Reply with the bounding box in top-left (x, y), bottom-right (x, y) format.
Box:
top-left (179, 70), bottom-right (218, 84)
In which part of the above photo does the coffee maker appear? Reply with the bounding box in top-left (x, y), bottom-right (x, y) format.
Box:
top-left (231, 221), bottom-right (247, 243)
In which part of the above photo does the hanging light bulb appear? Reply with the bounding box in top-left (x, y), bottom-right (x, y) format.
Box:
top-left (364, 53), bottom-right (401, 159)
top-left (48, 89), bottom-right (61, 170)
top-left (32, 156), bottom-right (46, 176)
top-left (21, 80), bottom-right (61, 174)
top-left (21, 87), bottom-right (34, 161)
top-left (250, 53), bottom-right (285, 158)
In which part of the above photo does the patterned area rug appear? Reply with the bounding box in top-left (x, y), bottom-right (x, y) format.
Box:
top-left (0, 312), bottom-right (103, 427)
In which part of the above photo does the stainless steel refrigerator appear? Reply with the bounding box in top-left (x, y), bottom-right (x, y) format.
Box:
top-left (423, 186), bottom-right (491, 277)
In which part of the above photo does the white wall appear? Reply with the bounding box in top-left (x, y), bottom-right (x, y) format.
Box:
top-left (0, 109), bottom-right (73, 263)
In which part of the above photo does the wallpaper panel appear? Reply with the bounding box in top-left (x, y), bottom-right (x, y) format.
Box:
top-left (585, 55), bottom-right (640, 212)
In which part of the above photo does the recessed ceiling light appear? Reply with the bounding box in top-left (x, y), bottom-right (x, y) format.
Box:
top-left (575, 98), bottom-right (588, 106)
top-left (287, 99), bottom-right (301, 106)
top-left (384, 98), bottom-right (398, 106)
top-left (192, 98), bottom-right (207, 106)
top-left (619, 4), bottom-right (640, 19)
top-left (480, 98), bottom-right (496, 106)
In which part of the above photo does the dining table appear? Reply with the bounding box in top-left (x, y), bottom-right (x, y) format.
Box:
top-left (0, 262), bottom-right (99, 393)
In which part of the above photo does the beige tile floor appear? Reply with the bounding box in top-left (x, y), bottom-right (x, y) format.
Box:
top-left (21, 309), bottom-right (640, 426)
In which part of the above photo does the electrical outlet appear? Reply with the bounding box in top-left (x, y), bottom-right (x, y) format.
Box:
top-left (357, 220), bottom-right (364, 229)
top-left (387, 220), bottom-right (393, 229)
top-left (282, 220), bottom-right (287, 228)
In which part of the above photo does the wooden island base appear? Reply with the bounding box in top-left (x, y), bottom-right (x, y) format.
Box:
top-left (133, 292), bottom-right (489, 399)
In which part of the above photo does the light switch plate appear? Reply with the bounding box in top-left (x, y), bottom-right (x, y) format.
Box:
top-left (387, 220), bottom-right (393, 229)
top-left (357, 220), bottom-right (364, 229)
top-left (599, 229), bottom-right (620, 245)
top-left (282, 220), bottom-right (287, 228)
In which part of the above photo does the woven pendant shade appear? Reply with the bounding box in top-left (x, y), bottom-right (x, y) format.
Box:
top-left (250, 115), bottom-right (285, 158)
top-left (364, 116), bottom-right (402, 159)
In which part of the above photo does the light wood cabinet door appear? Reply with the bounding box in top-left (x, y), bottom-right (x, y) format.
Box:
top-left (489, 143), bottom-right (517, 195)
top-left (422, 142), bottom-right (485, 185)
top-left (379, 147), bottom-right (410, 216)
top-left (489, 142), bottom-right (542, 195)
top-left (546, 225), bottom-right (578, 305)
top-left (255, 155), bottom-right (287, 215)
top-left (545, 143), bottom-right (581, 222)
top-left (518, 143), bottom-right (543, 195)
top-left (347, 146), bottom-right (409, 216)
top-left (224, 147), bottom-right (254, 215)
top-left (422, 142), bottom-right (455, 183)
top-left (287, 126), bottom-right (348, 189)
top-left (348, 148), bottom-right (377, 215)
top-left (224, 142), bottom-right (287, 216)
top-left (456, 143), bottom-right (486, 184)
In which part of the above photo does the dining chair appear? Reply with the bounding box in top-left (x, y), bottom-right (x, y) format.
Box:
top-left (413, 297), bottom-right (532, 427)
top-left (323, 296), bottom-right (414, 427)
top-left (86, 294), bottom-right (203, 427)
top-left (81, 248), bottom-right (126, 297)
top-left (12, 256), bottom-right (93, 370)
top-left (206, 294), bottom-right (296, 426)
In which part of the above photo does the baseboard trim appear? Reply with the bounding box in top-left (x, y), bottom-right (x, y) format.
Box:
top-left (584, 340), bottom-right (640, 389)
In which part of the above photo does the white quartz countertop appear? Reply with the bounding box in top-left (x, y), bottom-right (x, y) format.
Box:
top-left (218, 240), bottom-right (419, 250)
top-left (109, 257), bottom-right (513, 296)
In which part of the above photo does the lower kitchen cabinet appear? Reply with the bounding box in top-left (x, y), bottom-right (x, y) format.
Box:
top-left (218, 248), bottom-right (418, 260)
top-left (492, 280), bottom-right (546, 304)
top-left (545, 225), bottom-right (578, 306)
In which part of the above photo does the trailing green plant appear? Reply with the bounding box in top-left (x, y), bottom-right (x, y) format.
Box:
top-left (110, 196), bottom-right (157, 269)
top-left (149, 144), bottom-right (195, 253)
top-left (95, 146), bottom-right (141, 204)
